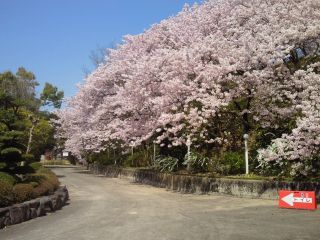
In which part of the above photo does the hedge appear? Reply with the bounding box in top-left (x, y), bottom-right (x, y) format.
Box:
top-left (0, 167), bottom-right (60, 207)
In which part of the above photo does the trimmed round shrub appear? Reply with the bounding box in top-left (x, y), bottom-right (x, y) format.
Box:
top-left (29, 162), bottom-right (42, 171)
top-left (0, 162), bottom-right (6, 170)
top-left (0, 171), bottom-right (16, 185)
top-left (1, 147), bottom-right (22, 162)
top-left (37, 168), bottom-right (60, 188)
top-left (0, 166), bottom-right (60, 206)
top-left (0, 181), bottom-right (13, 207)
top-left (32, 181), bottom-right (55, 198)
top-left (13, 183), bottom-right (34, 203)
top-left (31, 168), bottom-right (60, 197)
top-left (45, 173), bottom-right (60, 188)
top-left (14, 165), bottom-right (35, 174)
top-left (22, 154), bottom-right (35, 163)
top-left (24, 173), bottom-right (46, 184)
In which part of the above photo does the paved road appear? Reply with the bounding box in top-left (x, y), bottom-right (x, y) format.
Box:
top-left (1, 167), bottom-right (319, 240)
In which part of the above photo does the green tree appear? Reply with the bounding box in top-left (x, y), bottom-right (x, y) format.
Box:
top-left (40, 82), bottom-right (64, 108)
top-left (0, 67), bottom-right (64, 174)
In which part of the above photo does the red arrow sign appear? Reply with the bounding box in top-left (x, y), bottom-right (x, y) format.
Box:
top-left (279, 190), bottom-right (317, 210)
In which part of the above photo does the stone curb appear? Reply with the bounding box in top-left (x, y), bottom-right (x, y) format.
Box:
top-left (88, 164), bottom-right (320, 201)
top-left (0, 186), bottom-right (69, 229)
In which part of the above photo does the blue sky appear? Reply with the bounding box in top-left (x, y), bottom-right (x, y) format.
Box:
top-left (0, 0), bottom-right (199, 99)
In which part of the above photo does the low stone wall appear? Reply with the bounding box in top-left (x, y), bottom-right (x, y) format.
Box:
top-left (0, 186), bottom-right (69, 229)
top-left (89, 164), bottom-right (320, 201)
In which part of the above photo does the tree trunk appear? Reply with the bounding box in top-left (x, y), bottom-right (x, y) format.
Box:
top-left (26, 118), bottom-right (39, 154)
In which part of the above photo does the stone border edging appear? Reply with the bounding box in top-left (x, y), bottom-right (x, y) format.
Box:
top-left (0, 186), bottom-right (69, 229)
top-left (89, 164), bottom-right (320, 201)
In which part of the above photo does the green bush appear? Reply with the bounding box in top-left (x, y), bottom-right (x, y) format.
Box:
top-left (31, 167), bottom-right (60, 197)
top-left (14, 165), bottom-right (35, 174)
top-left (0, 181), bottom-right (13, 207)
top-left (24, 173), bottom-right (46, 184)
top-left (88, 150), bottom-right (115, 166)
top-left (123, 150), bottom-right (151, 167)
top-left (29, 162), bottom-right (42, 171)
top-left (153, 155), bottom-right (179, 172)
top-left (213, 151), bottom-right (244, 175)
top-left (183, 151), bottom-right (210, 173)
top-left (0, 166), bottom-right (60, 207)
top-left (0, 171), bottom-right (17, 185)
top-left (22, 154), bottom-right (35, 163)
top-left (159, 144), bottom-right (187, 161)
top-left (13, 183), bottom-right (34, 203)
top-left (0, 147), bottom-right (22, 162)
top-left (0, 162), bottom-right (6, 170)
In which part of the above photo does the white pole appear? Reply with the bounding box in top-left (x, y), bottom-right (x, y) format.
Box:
top-left (186, 136), bottom-right (191, 171)
top-left (153, 143), bottom-right (156, 163)
top-left (244, 134), bottom-right (249, 174)
top-left (131, 146), bottom-right (134, 166)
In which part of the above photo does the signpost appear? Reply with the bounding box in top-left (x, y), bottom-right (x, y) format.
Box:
top-left (279, 190), bottom-right (317, 210)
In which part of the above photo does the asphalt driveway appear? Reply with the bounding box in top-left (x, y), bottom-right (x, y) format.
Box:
top-left (1, 167), bottom-right (319, 240)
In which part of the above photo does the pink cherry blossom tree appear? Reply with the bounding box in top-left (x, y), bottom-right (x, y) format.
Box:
top-left (56, 0), bottom-right (320, 177)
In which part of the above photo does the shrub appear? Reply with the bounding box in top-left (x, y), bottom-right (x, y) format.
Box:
top-left (159, 145), bottom-right (187, 161)
top-left (258, 156), bottom-right (320, 180)
top-left (0, 162), bottom-right (6, 170)
top-left (14, 165), bottom-right (35, 174)
top-left (0, 181), bottom-right (13, 207)
top-left (123, 151), bottom-right (150, 167)
top-left (213, 151), bottom-right (244, 175)
top-left (183, 151), bottom-right (210, 173)
top-left (24, 173), bottom-right (46, 184)
top-left (31, 168), bottom-right (60, 197)
top-left (29, 162), bottom-right (42, 171)
top-left (13, 183), bottom-right (34, 203)
top-left (32, 183), bottom-right (47, 198)
top-left (0, 171), bottom-right (17, 185)
top-left (22, 154), bottom-right (35, 163)
top-left (88, 150), bottom-right (115, 166)
top-left (153, 155), bottom-right (179, 172)
top-left (32, 180), bottom-right (56, 197)
top-left (44, 173), bottom-right (60, 189)
top-left (0, 147), bottom-right (22, 162)
top-left (0, 166), bottom-right (60, 206)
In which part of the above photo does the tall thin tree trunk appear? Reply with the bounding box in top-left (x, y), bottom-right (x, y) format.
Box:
top-left (26, 118), bottom-right (38, 154)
